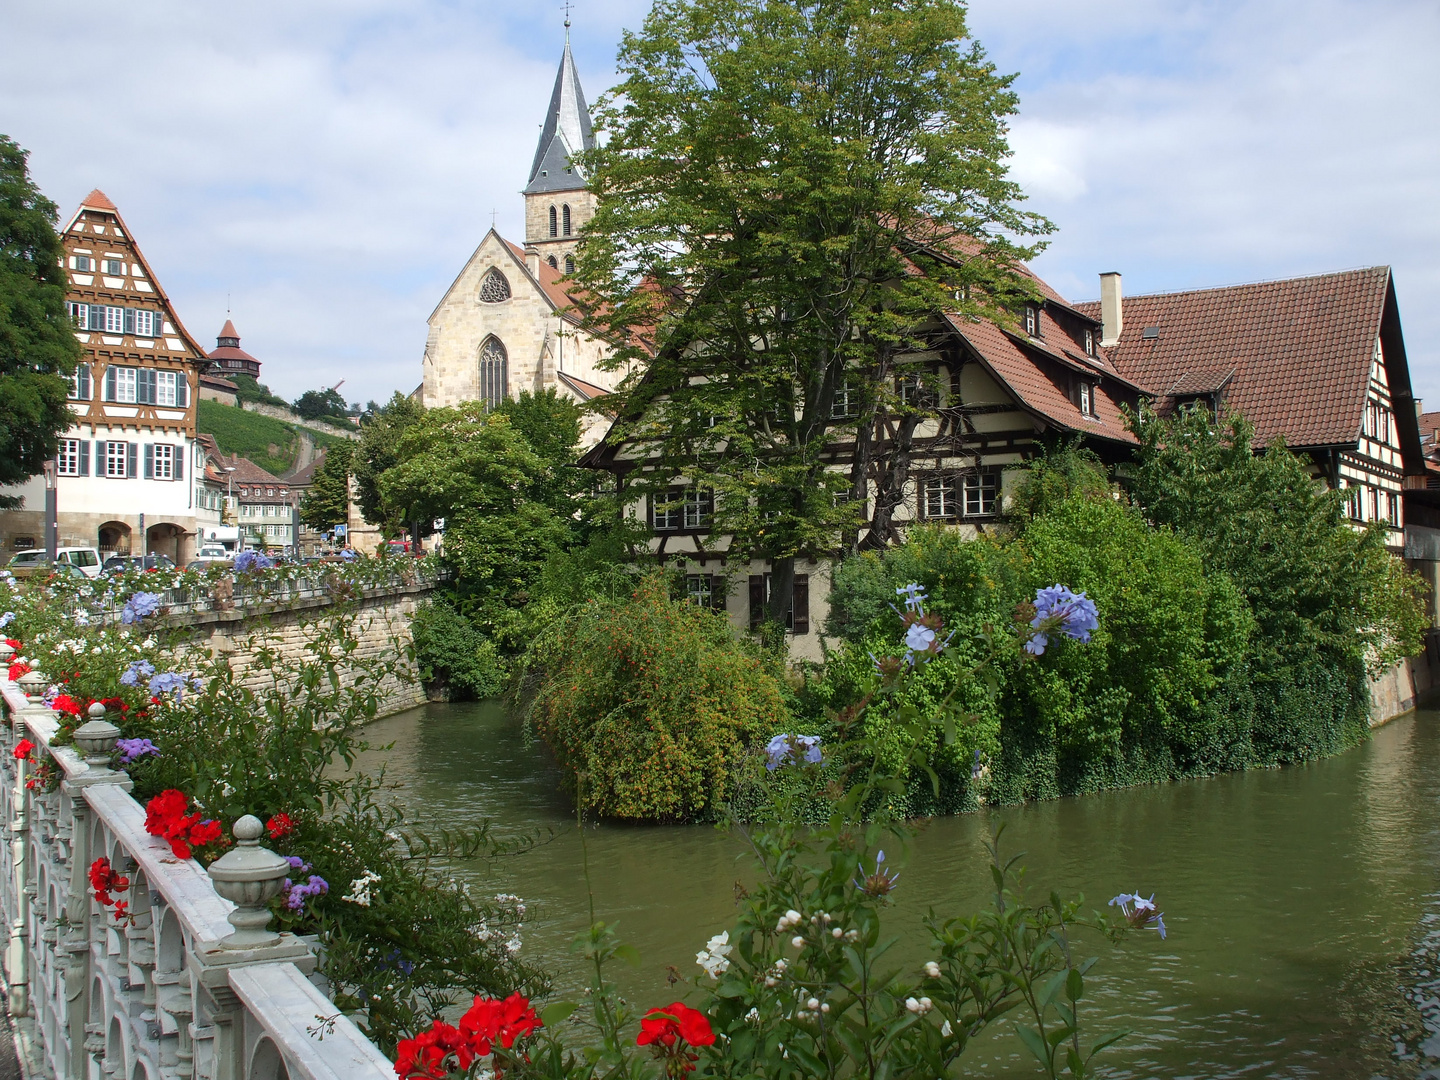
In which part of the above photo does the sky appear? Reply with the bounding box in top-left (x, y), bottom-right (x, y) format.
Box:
top-left (2, 0), bottom-right (1437, 409)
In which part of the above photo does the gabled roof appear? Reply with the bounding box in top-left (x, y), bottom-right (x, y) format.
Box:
top-left (1074, 267), bottom-right (1406, 451)
top-left (525, 38), bottom-right (595, 195)
top-left (558, 371), bottom-right (609, 401)
top-left (426, 228), bottom-right (588, 326)
top-left (63, 191), bottom-right (210, 363)
top-left (224, 455), bottom-right (285, 486)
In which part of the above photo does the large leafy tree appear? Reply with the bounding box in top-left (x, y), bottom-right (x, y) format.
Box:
top-left (0, 135), bottom-right (81, 505)
top-left (293, 387), bottom-right (350, 422)
top-left (352, 392), bottom-right (425, 533)
top-left (576, 0), bottom-right (1050, 626)
top-left (1126, 404), bottom-right (1427, 676)
top-left (298, 441), bottom-right (353, 530)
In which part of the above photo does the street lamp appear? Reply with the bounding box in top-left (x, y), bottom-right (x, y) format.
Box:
top-left (42, 460), bottom-right (57, 561)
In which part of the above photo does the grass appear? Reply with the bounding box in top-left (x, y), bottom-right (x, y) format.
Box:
top-left (198, 399), bottom-right (345, 477)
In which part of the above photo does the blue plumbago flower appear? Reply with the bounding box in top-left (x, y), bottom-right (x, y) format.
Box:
top-left (120, 592), bottom-right (162, 625)
top-left (0, 612), bottom-right (14, 628)
top-left (147, 671), bottom-right (190, 700)
top-left (895, 583), bottom-right (928, 613)
top-left (764, 733), bottom-right (823, 771)
top-left (383, 949), bottom-right (416, 976)
top-left (233, 551), bottom-right (274, 573)
top-left (1025, 585), bottom-right (1099, 656)
top-left (856, 849), bottom-right (900, 898)
top-left (115, 738), bottom-right (160, 765)
top-left (119, 660), bottom-right (156, 686)
top-left (1109, 891), bottom-right (1167, 939)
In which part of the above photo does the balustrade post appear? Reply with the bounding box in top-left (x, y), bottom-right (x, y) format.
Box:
top-left (63, 704), bottom-right (132, 1080)
top-left (4, 669), bottom-right (46, 1019)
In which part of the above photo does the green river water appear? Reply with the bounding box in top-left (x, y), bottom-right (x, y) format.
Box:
top-left (351, 700), bottom-right (1440, 1078)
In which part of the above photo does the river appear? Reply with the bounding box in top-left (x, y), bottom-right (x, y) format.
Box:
top-left (351, 700), bottom-right (1440, 1078)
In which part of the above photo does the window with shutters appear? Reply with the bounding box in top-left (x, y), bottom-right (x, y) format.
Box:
top-left (479, 268), bottom-right (511, 304)
top-left (156, 370), bottom-right (179, 407)
top-left (108, 366), bottom-right (138, 403)
top-left (748, 574), bottom-right (810, 633)
top-left (57, 439), bottom-right (82, 476)
top-left (562, 205), bottom-right (572, 236)
top-left (69, 365), bottom-right (92, 401)
top-left (73, 255), bottom-right (93, 272)
top-left (152, 444), bottom-right (174, 480)
top-left (103, 258), bottom-right (124, 276)
top-left (104, 306), bottom-right (124, 333)
top-left (549, 206), bottom-right (558, 237)
top-left (104, 442), bottom-right (129, 478)
top-left (478, 336), bottom-right (508, 408)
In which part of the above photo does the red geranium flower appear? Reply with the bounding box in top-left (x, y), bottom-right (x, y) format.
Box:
top-left (458, 992), bottom-right (542, 1053)
top-left (266, 813), bottom-right (295, 840)
top-left (51, 695), bottom-right (82, 717)
top-left (12, 739), bottom-right (33, 761)
top-left (143, 790), bottom-right (223, 860)
top-left (8, 662), bottom-right (31, 683)
top-left (187, 819), bottom-right (223, 849)
top-left (637, 1002), bottom-right (715, 1050)
top-left (393, 1020), bottom-right (474, 1079)
top-left (4, 639), bottom-right (20, 650)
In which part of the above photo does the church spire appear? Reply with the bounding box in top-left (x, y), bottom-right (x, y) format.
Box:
top-left (524, 25), bottom-right (595, 195)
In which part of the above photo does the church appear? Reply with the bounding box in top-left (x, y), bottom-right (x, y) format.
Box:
top-left (420, 26), bottom-right (621, 444)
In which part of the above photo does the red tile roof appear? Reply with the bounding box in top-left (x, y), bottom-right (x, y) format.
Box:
top-left (558, 372), bottom-right (609, 400)
top-left (1074, 267), bottom-right (1392, 448)
top-left (81, 188), bottom-right (116, 211)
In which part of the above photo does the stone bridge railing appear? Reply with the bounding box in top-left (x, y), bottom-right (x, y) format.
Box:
top-left (0, 675), bottom-right (392, 1080)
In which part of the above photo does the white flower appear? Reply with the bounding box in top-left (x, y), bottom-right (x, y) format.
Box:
top-left (776, 908), bottom-right (803, 932)
top-left (791, 935), bottom-right (805, 949)
top-left (343, 869), bottom-right (382, 906)
top-left (696, 931), bottom-right (732, 978)
top-left (744, 1008), bottom-right (760, 1023)
top-left (831, 927), bottom-right (843, 939)
top-left (924, 961), bottom-right (941, 978)
top-left (905, 997), bottom-right (933, 1016)
top-left (806, 997), bottom-right (820, 1010)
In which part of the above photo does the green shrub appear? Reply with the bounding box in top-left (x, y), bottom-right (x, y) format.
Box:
top-left (525, 574), bottom-right (787, 821)
top-left (411, 597), bottom-right (507, 700)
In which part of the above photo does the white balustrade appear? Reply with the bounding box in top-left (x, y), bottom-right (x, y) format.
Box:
top-left (0, 665), bottom-right (392, 1080)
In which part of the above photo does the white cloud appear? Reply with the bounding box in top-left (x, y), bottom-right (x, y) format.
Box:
top-left (3, 0), bottom-right (1437, 408)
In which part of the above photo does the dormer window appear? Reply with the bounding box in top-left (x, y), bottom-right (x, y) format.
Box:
top-left (1084, 328), bottom-right (1095, 356)
top-left (1024, 304), bottom-right (1039, 337)
top-left (1079, 382), bottom-right (1093, 417)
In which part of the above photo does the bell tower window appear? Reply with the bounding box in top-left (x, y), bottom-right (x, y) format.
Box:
top-left (547, 256), bottom-right (558, 269)
top-left (562, 205), bottom-right (572, 236)
top-left (565, 254), bottom-right (575, 275)
top-left (478, 336), bottom-right (508, 408)
top-left (549, 206), bottom-right (558, 238)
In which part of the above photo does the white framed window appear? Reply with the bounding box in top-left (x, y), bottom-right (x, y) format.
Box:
top-left (73, 255), bottom-right (93, 272)
top-left (1024, 304), bottom-right (1039, 337)
top-left (684, 487), bottom-right (713, 530)
top-left (152, 443), bottom-right (174, 480)
top-left (104, 441), bottom-right (129, 478)
top-left (1084, 328), bottom-right (1095, 356)
top-left (923, 476), bottom-right (957, 519)
top-left (104, 306), bottom-right (124, 333)
top-left (652, 491), bottom-right (682, 532)
top-left (103, 258), bottom-right (125, 276)
top-left (1389, 491), bottom-right (1401, 525)
top-left (69, 364), bottom-right (92, 400)
top-left (109, 366), bottom-right (138, 403)
top-left (685, 574), bottom-right (714, 608)
top-left (156, 370), bottom-right (179, 406)
top-left (1079, 382), bottom-right (1094, 417)
top-left (134, 309), bottom-right (157, 337)
top-left (831, 378), bottom-right (859, 419)
top-left (67, 301), bottom-right (89, 329)
top-left (963, 472), bottom-right (999, 516)
top-left (57, 439), bottom-right (82, 476)
top-left (898, 371), bottom-right (932, 408)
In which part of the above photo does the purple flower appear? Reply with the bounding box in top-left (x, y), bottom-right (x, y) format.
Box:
top-left (1109, 891), bottom-right (1167, 939)
top-left (120, 660), bottom-right (155, 687)
top-left (147, 672), bottom-right (189, 699)
top-left (115, 738), bottom-right (159, 765)
top-left (281, 873), bottom-right (329, 911)
top-left (233, 551), bottom-right (274, 573)
top-left (1025, 585), bottom-right (1099, 656)
top-left (895, 583), bottom-right (928, 613)
top-left (765, 733), bottom-right (822, 771)
top-left (856, 849), bottom-right (900, 898)
top-left (120, 592), bottom-right (162, 625)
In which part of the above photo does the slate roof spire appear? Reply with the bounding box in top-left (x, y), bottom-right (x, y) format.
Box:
top-left (525, 27), bottom-right (596, 195)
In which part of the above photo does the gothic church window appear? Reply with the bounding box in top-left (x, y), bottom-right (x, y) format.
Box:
top-left (549, 206), bottom-right (558, 237)
top-left (478, 336), bottom-right (508, 408)
top-left (562, 205), bottom-right (572, 236)
top-left (565, 254), bottom-right (575, 275)
top-left (547, 256), bottom-right (558, 269)
top-left (479, 268), bottom-right (511, 304)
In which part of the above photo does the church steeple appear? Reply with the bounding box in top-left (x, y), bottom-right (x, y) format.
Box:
top-left (524, 31), bottom-right (595, 195)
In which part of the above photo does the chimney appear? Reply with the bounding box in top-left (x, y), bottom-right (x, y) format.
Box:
top-left (1099, 272), bottom-right (1123, 347)
top-left (524, 245), bottom-right (541, 278)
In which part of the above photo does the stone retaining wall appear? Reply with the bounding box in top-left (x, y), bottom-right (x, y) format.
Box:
top-left (1369, 630), bottom-right (1440, 725)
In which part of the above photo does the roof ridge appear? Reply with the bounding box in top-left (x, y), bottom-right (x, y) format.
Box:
top-left (1073, 265), bottom-right (1390, 307)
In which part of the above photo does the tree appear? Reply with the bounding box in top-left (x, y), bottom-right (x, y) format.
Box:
top-left (376, 403), bottom-right (572, 600)
top-left (0, 135), bottom-right (82, 505)
top-left (293, 387), bottom-right (349, 422)
top-left (576, 0), bottom-right (1050, 628)
top-left (493, 389), bottom-right (586, 521)
top-left (298, 441), bottom-right (353, 530)
top-left (1126, 404), bottom-right (1427, 676)
top-left (352, 392), bottom-right (425, 532)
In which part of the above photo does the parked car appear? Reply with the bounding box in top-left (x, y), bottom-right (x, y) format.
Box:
top-left (185, 546), bottom-right (234, 571)
top-left (5, 551), bottom-right (95, 581)
top-left (383, 540), bottom-right (424, 557)
top-left (101, 553), bottom-right (176, 576)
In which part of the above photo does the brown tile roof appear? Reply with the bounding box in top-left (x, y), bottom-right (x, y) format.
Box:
top-left (558, 372), bottom-right (609, 401)
top-left (504, 239), bottom-right (586, 319)
top-left (1418, 410), bottom-right (1440, 439)
top-left (224, 455), bottom-right (285, 486)
top-left (944, 313), bottom-right (1139, 444)
top-left (1074, 267), bottom-right (1392, 448)
top-left (81, 188), bottom-right (116, 211)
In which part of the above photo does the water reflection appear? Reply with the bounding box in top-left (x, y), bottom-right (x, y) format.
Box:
top-left (350, 702), bottom-right (1440, 1078)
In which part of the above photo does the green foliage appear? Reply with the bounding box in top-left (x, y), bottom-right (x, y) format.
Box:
top-left (300, 441), bottom-right (354, 530)
top-left (353, 392), bottom-right (425, 530)
top-left (294, 386), bottom-right (351, 424)
top-left (411, 595), bottom-right (507, 700)
top-left (228, 373), bottom-right (291, 408)
top-left (525, 574), bottom-right (787, 820)
top-left (1009, 440), bottom-right (1112, 525)
top-left (0, 134), bottom-right (81, 505)
top-left (576, 0), bottom-right (1051, 622)
top-left (1126, 404), bottom-right (1428, 676)
top-left (197, 398), bottom-right (345, 476)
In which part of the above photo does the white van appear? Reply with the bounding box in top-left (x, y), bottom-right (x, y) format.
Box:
top-left (6, 547), bottom-right (102, 579)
